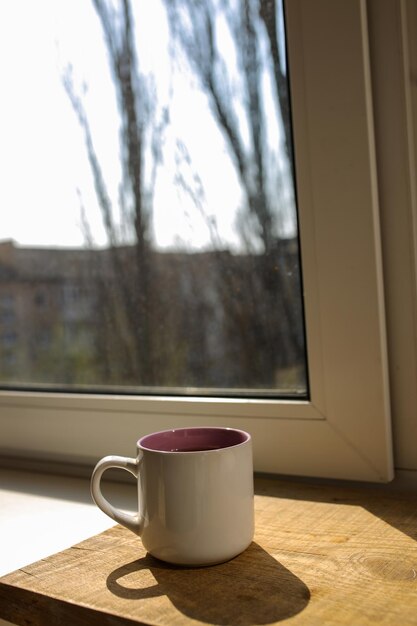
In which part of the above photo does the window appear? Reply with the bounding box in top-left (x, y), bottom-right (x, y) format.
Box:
top-left (0, 0), bottom-right (394, 482)
top-left (1, 0), bottom-right (307, 397)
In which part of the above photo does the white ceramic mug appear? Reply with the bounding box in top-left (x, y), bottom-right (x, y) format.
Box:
top-left (91, 426), bottom-right (254, 566)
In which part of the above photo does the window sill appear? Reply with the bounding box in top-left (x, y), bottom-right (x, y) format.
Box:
top-left (1, 470), bottom-right (417, 625)
top-left (0, 468), bottom-right (136, 579)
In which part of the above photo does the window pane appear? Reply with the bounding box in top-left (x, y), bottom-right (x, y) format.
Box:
top-left (0, 0), bottom-right (307, 397)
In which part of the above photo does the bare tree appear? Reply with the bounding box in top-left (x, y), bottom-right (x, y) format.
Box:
top-left (63, 0), bottom-right (305, 392)
top-left (164, 0), bottom-right (306, 387)
top-left (259, 0), bottom-right (294, 175)
top-left (64, 0), bottom-right (169, 385)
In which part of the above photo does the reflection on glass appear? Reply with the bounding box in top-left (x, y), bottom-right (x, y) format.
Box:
top-left (0, 0), bottom-right (307, 396)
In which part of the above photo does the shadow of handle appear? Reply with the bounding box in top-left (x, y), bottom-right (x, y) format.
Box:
top-left (107, 558), bottom-right (162, 600)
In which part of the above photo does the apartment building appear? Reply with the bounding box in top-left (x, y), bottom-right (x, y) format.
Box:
top-left (0, 240), bottom-right (98, 384)
top-left (0, 238), bottom-right (303, 393)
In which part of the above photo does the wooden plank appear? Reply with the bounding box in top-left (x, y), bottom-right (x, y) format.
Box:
top-left (1, 477), bottom-right (417, 625)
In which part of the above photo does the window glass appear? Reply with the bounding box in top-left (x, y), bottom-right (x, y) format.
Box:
top-left (0, 0), bottom-right (306, 397)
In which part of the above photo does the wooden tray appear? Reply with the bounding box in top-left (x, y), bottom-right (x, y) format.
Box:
top-left (1, 478), bottom-right (417, 625)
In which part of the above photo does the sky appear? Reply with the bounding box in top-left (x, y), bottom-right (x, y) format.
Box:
top-left (0, 0), bottom-right (294, 251)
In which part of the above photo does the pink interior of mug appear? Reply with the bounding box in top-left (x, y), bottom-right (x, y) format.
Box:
top-left (138, 427), bottom-right (249, 452)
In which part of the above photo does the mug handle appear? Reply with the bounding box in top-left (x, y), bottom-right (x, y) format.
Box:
top-left (90, 455), bottom-right (142, 535)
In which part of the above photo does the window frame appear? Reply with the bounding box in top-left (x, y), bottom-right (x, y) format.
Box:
top-left (0, 0), bottom-right (394, 482)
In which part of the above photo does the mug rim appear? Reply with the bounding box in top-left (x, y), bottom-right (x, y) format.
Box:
top-left (137, 426), bottom-right (251, 454)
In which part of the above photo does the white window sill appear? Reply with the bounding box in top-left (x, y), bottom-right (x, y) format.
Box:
top-left (0, 469), bottom-right (136, 578)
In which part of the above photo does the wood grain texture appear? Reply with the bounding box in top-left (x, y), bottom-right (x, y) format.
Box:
top-left (1, 477), bottom-right (417, 625)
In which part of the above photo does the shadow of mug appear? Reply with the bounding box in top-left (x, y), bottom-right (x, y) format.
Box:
top-left (107, 542), bottom-right (310, 625)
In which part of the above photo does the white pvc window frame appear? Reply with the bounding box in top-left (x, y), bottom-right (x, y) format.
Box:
top-left (0, 0), bottom-right (394, 482)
